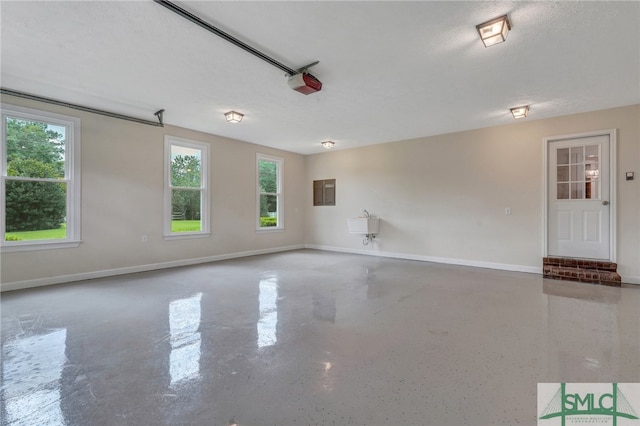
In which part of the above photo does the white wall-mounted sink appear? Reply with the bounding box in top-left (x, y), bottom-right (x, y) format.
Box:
top-left (347, 217), bottom-right (379, 234)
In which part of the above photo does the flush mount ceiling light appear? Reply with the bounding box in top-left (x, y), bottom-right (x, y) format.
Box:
top-left (510, 105), bottom-right (529, 119)
top-left (321, 141), bottom-right (335, 149)
top-left (476, 15), bottom-right (511, 47)
top-left (224, 111), bottom-right (244, 123)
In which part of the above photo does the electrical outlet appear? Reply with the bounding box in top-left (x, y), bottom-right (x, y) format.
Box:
top-left (505, 207), bottom-right (512, 215)
top-left (142, 234), bottom-right (148, 243)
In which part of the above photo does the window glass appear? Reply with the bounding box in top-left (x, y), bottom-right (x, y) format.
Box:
top-left (557, 148), bottom-right (569, 165)
top-left (557, 166), bottom-right (569, 182)
top-left (170, 145), bottom-right (201, 187)
top-left (171, 189), bottom-right (202, 232)
top-left (5, 180), bottom-right (67, 240)
top-left (6, 119), bottom-right (65, 178)
top-left (557, 183), bottom-right (569, 200)
top-left (1, 105), bottom-right (80, 249)
top-left (165, 137), bottom-right (209, 238)
top-left (570, 147), bottom-right (583, 164)
top-left (556, 144), bottom-right (600, 201)
top-left (257, 154), bottom-right (283, 230)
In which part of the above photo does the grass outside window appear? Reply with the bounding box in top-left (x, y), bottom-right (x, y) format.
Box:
top-left (5, 221), bottom-right (203, 241)
top-left (171, 220), bottom-right (201, 233)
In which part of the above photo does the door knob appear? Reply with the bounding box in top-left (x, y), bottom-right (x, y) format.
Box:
top-left (602, 201), bottom-right (609, 205)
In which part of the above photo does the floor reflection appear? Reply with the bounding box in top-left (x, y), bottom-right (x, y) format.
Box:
top-left (1, 328), bottom-right (67, 425)
top-left (169, 293), bottom-right (202, 388)
top-left (321, 359), bottom-right (335, 392)
top-left (544, 282), bottom-right (621, 381)
top-left (313, 292), bottom-right (336, 323)
top-left (257, 274), bottom-right (278, 348)
top-left (364, 266), bottom-right (387, 300)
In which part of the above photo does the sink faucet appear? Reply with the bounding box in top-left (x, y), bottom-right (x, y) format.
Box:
top-left (362, 209), bottom-right (370, 218)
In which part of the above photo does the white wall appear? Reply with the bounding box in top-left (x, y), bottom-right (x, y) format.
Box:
top-left (2, 98), bottom-right (638, 290)
top-left (0, 95), bottom-right (307, 290)
top-left (305, 105), bottom-right (640, 283)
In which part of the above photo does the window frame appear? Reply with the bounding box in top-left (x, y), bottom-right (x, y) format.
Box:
top-left (163, 136), bottom-right (210, 240)
top-left (256, 153), bottom-right (284, 232)
top-left (1, 104), bottom-right (81, 252)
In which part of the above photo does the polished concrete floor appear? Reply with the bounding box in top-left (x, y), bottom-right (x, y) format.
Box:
top-left (1, 249), bottom-right (639, 425)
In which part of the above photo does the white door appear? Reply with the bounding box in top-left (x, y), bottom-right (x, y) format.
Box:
top-left (548, 134), bottom-right (611, 260)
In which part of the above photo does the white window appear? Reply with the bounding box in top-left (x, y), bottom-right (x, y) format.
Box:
top-left (257, 153), bottom-right (283, 231)
top-left (1, 104), bottom-right (81, 252)
top-left (164, 136), bottom-right (210, 239)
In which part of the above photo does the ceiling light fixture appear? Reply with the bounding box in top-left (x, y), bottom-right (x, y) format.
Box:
top-left (476, 15), bottom-right (511, 47)
top-left (321, 141), bottom-right (335, 149)
top-left (510, 105), bottom-right (529, 119)
top-left (224, 111), bottom-right (244, 123)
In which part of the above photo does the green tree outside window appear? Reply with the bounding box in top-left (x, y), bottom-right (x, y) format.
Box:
top-left (4, 118), bottom-right (67, 239)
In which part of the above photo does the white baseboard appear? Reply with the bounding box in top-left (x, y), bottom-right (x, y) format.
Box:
top-left (621, 275), bottom-right (640, 285)
top-left (4, 244), bottom-right (636, 292)
top-left (1, 244), bottom-right (305, 292)
top-left (305, 244), bottom-right (542, 274)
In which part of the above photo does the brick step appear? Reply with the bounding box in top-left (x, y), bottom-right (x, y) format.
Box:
top-left (543, 265), bottom-right (621, 287)
top-left (543, 257), bottom-right (617, 272)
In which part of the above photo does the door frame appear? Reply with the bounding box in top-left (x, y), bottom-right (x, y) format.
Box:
top-left (542, 129), bottom-right (617, 261)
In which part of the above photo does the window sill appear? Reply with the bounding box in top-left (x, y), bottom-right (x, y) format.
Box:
top-left (163, 232), bottom-right (211, 241)
top-left (1, 240), bottom-right (81, 253)
top-left (256, 227), bottom-right (284, 233)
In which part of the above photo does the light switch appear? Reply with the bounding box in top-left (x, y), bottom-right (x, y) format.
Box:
top-left (626, 172), bottom-right (634, 181)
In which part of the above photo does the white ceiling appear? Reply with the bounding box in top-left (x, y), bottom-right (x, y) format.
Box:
top-left (2, 1), bottom-right (639, 155)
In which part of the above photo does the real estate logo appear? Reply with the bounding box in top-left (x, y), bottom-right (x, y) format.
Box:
top-left (538, 383), bottom-right (640, 425)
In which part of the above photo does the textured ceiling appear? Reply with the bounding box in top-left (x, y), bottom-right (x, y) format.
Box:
top-left (2, 1), bottom-right (639, 155)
